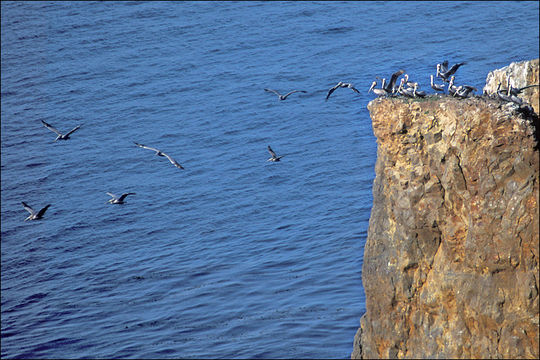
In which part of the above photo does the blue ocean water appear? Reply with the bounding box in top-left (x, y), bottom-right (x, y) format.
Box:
top-left (1, 1), bottom-right (538, 358)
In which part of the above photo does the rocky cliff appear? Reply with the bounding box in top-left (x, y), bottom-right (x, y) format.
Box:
top-left (352, 60), bottom-right (539, 359)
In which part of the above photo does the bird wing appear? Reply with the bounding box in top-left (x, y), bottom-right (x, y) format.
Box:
top-left (118, 193), bottom-right (135, 201)
top-left (349, 85), bottom-right (360, 93)
top-left (447, 62), bottom-right (465, 75)
top-left (41, 120), bottom-right (62, 135)
top-left (267, 145), bottom-right (277, 158)
top-left (264, 88), bottom-right (281, 96)
top-left (65, 125), bottom-right (81, 136)
top-left (284, 90), bottom-right (307, 97)
top-left (134, 142), bottom-right (160, 152)
top-left (325, 85), bottom-right (339, 101)
top-left (163, 153), bottom-right (184, 169)
top-left (21, 201), bottom-right (35, 214)
top-left (106, 192), bottom-right (118, 199)
top-left (440, 60), bottom-right (449, 73)
top-left (387, 69), bottom-right (405, 91)
top-left (36, 204), bottom-right (51, 217)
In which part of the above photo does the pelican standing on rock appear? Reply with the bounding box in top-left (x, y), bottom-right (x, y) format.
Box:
top-left (413, 83), bottom-right (426, 98)
top-left (430, 74), bottom-right (445, 93)
top-left (41, 120), bottom-right (81, 142)
top-left (264, 88), bottom-right (307, 101)
top-left (106, 192), bottom-right (136, 204)
top-left (325, 82), bottom-right (360, 101)
top-left (368, 80), bottom-right (388, 97)
top-left (267, 145), bottom-right (284, 162)
top-left (134, 142), bottom-right (184, 169)
top-left (447, 76), bottom-right (458, 96)
top-left (21, 202), bottom-right (51, 221)
top-left (398, 78), bottom-right (415, 98)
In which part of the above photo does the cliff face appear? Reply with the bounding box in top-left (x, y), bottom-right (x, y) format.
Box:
top-left (352, 61), bottom-right (539, 359)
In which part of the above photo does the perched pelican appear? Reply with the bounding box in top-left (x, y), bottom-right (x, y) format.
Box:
top-left (497, 82), bottom-right (523, 105)
top-left (267, 145), bottom-right (284, 162)
top-left (134, 142), bottom-right (184, 169)
top-left (106, 192), bottom-right (136, 204)
top-left (41, 120), bottom-right (81, 142)
top-left (505, 77), bottom-right (539, 96)
top-left (368, 80), bottom-right (388, 97)
top-left (437, 61), bottom-right (466, 82)
top-left (264, 88), bottom-right (307, 100)
top-left (454, 85), bottom-right (477, 98)
top-left (413, 83), bottom-right (426, 98)
top-left (447, 76), bottom-right (458, 96)
top-left (398, 78), bottom-right (415, 98)
top-left (21, 202), bottom-right (50, 221)
top-left (325, 82), bottom-right (360, 101)
top-left (430, 74), bottom-right (445, 92)
top-left (403, 74), bottom-right (418, 89)
top-left (384, 69), bottom-right (406, 94)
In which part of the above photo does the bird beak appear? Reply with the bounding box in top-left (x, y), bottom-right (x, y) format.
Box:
top-left (368, 83), bottom-right (374, 93)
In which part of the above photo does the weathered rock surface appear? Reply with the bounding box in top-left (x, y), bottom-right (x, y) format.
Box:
top-left (352, 62), bottom-right (539, 358)
top-left (483, 58), bottom-right (539, 114)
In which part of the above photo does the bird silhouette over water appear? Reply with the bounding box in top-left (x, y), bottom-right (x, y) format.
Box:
top-left (21, 202), bottom-right (50, 221)
top-left (106, 192), bottom-right (136, 204)
top-left (264, 88), bottom-right (307, 100)
top-left (41, 120), bottom-right (81, 142)
top-left (134, 142), bottom-right (184, 169)
top-left (267, 145), bottom-right (284, 162)
top-left (325, 82), bottom-right (360, 101)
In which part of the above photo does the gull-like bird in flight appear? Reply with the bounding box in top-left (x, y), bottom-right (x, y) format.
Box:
top-left (264, 88), bottom-right (307, 100)
top-left (106, 192), bottom-right (136, 204)
top-left (21, 202), bottom-right (51, 221)
top-left (325, 82), bottom-right (360, 101)
top-left (267, 145), bottom-right (284, 162)
top-left (134, 142), bottom-right (184, 169)
top-left (41, 120), bottom-right (81, 142)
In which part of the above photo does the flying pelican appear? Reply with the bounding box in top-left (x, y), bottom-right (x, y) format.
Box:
top-left (325, 82), bottom-right (360, 101)
top-left (264, 88), bottom-right (307, 100)
top-left (41, 120), bottom-right (81, 142)
top-left (267, 145), bottom-right (284, 162)
top-left (134, 142), bottom-right (184, 169)
top-left (368, 80), bottom-right (388, 97)
top-left (21, 202), bottom-right (51, 221)
top-left (430, 74), bottom-right (445, 92)
top-left (398, 78), bottom-right (415, 98)
top-left (437, 60), bottom-right (449, 76)
top-left (437, 61), bottom-right (466, 82)
top-left (413, 83), bottom-right (426, 98)
top-left (384, 69), bottom-right (406, 94)
top-left (106, 192), bottom-right (136, 204)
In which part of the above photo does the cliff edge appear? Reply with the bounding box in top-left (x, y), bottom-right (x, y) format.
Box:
top-left (352, 60), bottom-right (539, 359)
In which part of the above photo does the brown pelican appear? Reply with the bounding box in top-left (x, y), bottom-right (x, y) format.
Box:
top-left (134, 142), bottom-right (184, 169)
top-left (21, 202), bottom-right (50, 221)
top-left (106, 192), bottom-right (136, 204)
top-left (398, 78), bottom-right (415, 98)
top-left (368, 80), bottom-right (388, 97)
top-left (325, 82), bottom-right (360, 101)
top-left (497, 82), bottom-right (523, 105)
top-left (454, 85), bottom-right (477, 98)
top-left (403, 74), bottom-right (418, 89)
top-left (430, 74), bottom-right (445, 92)
top-left (413, 83), bottom-right (426, 98)
top-left (384, 69), bottom-right (406, 94)
top-left (437, 61), bottom-right (466, 82)
top-left (264, 88), bottom-right (307, 100)
top-left (505, 77), bottom-right (540, 96)
top-left (267, 145), bottom-right (284, 162)
top-left (41, 120), bottom-right (81, 142)
top-left (447, 76), bottom-right (458, 96)
top-left (437, 60), bottom-right (449, 76)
